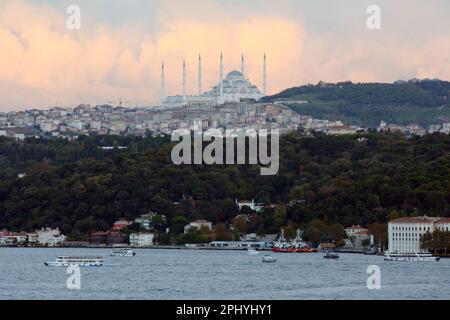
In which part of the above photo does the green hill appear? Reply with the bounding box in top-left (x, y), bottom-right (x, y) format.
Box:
top-left (1, 132), bottom-right (449, 242)
top-left (262, 80), bottom-right (450, 127)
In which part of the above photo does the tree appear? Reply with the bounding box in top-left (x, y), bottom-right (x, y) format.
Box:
top-left (232, 215), bottom-right (248, 240)
top-left (273, 204), bottom-right (286, 230)
top-left (327, 223), bottom-right (345, 242)
top-left (305, 227), bottom-right (321, 245)
top-left (171, 216), bottom-right (187, 235)
top-left (368, 223), bottom-right (388, 248)
top-left (213, 223), bottom-right (232, 241)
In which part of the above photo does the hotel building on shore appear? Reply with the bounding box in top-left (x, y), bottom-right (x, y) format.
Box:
top-left (388, 216), bottom-right (450, 253)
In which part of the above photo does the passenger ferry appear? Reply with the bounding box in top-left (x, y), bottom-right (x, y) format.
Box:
top-left (384, 252), bottom-right (440, 262)
top-left (44, 256), bottom-right (103, 267)
top-left (110, 248), bottom-right (136, 257)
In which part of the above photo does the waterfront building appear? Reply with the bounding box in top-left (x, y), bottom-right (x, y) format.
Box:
top-left (129, 232), bottom-right (155, 247)
top-left (388, 216), bottom-right (450, 253)
top-left (106, 232), bottom-right (127, 246)
top-left (209, 241), bottom-right (266, 249)
top-left (343, 225), bottom-right (374, 250)
top-left (36, 227), bottom-right (65, 246)
top-left (26, 233), bottom-right (38, 244)
top-left (184, 220), bottom-right (213, 234)
top-left (345, 225), bottom-right (368, 238)
top-left (89, 231), bottom-right (109, 245)
top-left (0, 231), bottom-right (28, 245)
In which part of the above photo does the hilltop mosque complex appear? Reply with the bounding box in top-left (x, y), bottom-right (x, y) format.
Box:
top-left (161, 54), bottom-right (267, 108)
top-left (0, 53), bottom-right (364, 141)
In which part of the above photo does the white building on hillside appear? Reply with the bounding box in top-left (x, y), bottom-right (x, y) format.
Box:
top-left (130, 233), bottom-right (155, 247)
top-left (388, 216), bottom-right (450, 253)
top-left (236, 199), bottom-right (264, 212)
top-left (184, 220), bottom-right (213, 234)
top-left (345, 225), bottom-right (368, 238)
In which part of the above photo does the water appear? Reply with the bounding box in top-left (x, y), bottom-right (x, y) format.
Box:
top-left (1, 248), bottom-right (449, 300)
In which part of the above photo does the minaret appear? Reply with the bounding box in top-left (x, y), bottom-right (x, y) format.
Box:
top-left (241, 54), bottom-right (245, 76)
top-left (263, 53), bottom-right (267, 96)
top-left (219, 52), bottom-right (224, 103)
top-left (182, 60), bottom-right (187, 104)
top-left (198, 55), bottom-right (202, 96)
top-left (161, 62), bottom-right (165, 104)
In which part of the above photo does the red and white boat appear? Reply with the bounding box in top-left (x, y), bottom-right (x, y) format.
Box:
top-left (272, 229), bottom-right (294, 253)
top-left (292, 230), bottom-right (318, 253)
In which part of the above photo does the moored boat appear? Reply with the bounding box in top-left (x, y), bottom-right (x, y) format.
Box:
top-left (323, 251), bottom-right (339, 259)
top-left (111, 248), bottom-right (136, 257)
top-left (44, 256), bottom-right (103, 267)
top-left (272, 229), bottom-right (293, 253)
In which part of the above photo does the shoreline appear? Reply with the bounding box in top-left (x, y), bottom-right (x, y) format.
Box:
top-left (0, 245), bottom-right (272, 251)
top-left (2, 245), bottom-right (449, 258)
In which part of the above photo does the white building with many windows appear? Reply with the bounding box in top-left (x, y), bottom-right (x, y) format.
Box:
top-left (129, 233), bottom-right (155, 247)
top-left (388, 216), bottom-right (450, 253)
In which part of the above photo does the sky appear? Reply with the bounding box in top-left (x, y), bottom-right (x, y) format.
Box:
top-left (1, 0), bottom-right (450, 110)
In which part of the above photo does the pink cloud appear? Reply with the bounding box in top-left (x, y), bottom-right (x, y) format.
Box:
top-left (0, 0), bottom-right (449, 110)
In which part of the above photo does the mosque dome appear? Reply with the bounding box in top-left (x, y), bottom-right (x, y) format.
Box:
top-left (226, 70), bottom-right (244, 78)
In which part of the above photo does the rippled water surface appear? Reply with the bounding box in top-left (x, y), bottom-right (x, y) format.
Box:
top-left (1, 248), bottom-right (449, 299)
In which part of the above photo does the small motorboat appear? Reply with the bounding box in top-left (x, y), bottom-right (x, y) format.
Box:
top-left (323, 251), bottom-right (339, 259)
top-left (247, 248), bottom-right (259, 255)
top-left (111, 248), bottom-right (136, 257)
top-left (262, 255), bottom-right (276, 263)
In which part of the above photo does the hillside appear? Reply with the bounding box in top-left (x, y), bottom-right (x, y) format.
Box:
top-left (0, 132), bottom-right (449, 242)
top-left (262, 80), bottom-right (450, 127)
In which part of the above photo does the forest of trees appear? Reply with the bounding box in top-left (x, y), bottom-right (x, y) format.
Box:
top-left (0, 131), bottom-right (449, 243)
top-left (262, 80), bottom-right (450, 126)
top-left (421, 230), bottom-right (450, 255)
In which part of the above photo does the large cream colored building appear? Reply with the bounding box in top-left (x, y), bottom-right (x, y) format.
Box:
top-left (388, 216), bottom-right (450, 253)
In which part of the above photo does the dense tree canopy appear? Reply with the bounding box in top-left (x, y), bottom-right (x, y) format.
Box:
top-left (0, 131), bottom-right (449, 241)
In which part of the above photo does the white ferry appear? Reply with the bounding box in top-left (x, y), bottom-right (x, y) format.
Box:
top-left (44, 256), bottom-right (103, 267)
top-left (110, 248), bottom-right (136, 257)
top-left (384, 252), bottom-right (440, 262)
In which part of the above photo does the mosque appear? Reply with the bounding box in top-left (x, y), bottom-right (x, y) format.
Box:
top-left (161, 53), bottom-right (267, 108)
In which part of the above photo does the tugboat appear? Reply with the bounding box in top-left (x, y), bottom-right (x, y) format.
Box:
top-left (291, 229), bottom-right (319, 253)
top-left (323, 251), bottom-right (340, 259)
top-left (272, 229), bottom-right (293, 253)
top-left (262, 255), bottom-right (276, 263)
top-left (110, 248), bottom-right (136, 257)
